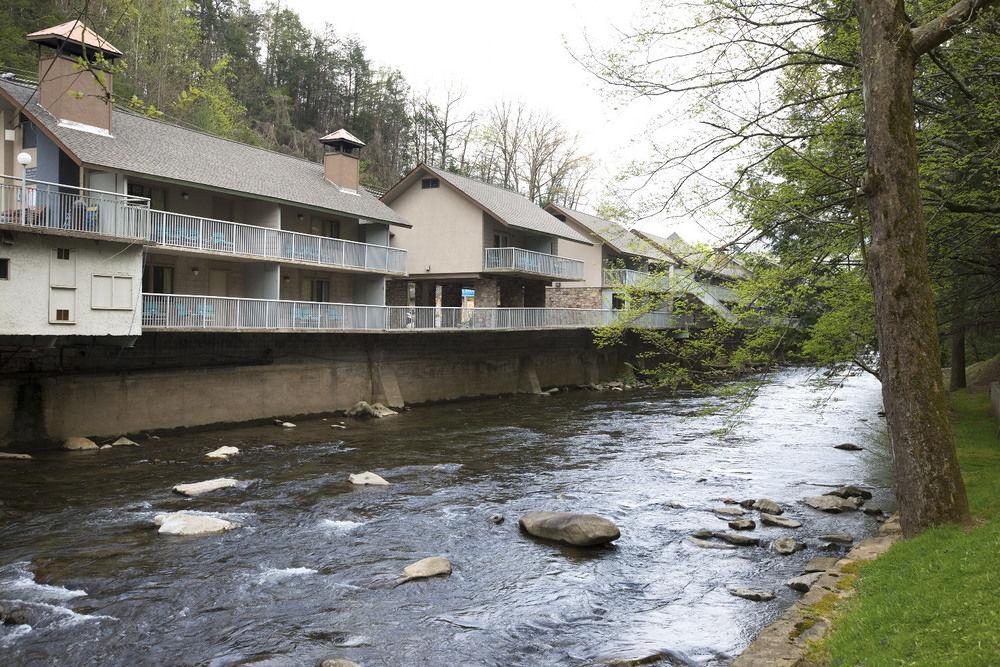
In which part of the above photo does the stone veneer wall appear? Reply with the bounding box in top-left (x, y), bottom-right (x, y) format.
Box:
top-left (545, 287), bottom-right (604, 310)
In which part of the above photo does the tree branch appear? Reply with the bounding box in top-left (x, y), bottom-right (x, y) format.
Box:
top-left (910, 0), bottom-right (1000, 56)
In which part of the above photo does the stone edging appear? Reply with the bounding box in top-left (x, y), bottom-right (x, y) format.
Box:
top-left (732, 515), bottom-right (903, 666)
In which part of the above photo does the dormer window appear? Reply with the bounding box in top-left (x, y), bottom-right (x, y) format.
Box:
top-left (422, 178), bottom-right (440, 189)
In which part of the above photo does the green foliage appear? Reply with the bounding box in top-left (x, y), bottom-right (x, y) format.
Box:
top-left (815, 391), bottom-right (1000, 665)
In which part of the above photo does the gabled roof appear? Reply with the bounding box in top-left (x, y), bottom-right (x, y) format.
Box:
top-left (27, 21), bottom-right (123, 58)
top-left (383, 164), bottom-right (591, 245)
top-left (0, 78), bottom-right (410, 227)
top-left (634, 229), bottom-right (750, 280)
top-left (544, 203), bottom-right (670, 262)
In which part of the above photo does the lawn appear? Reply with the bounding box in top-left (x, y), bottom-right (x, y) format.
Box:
top-left (814, 390), bottom-right (1000, 665)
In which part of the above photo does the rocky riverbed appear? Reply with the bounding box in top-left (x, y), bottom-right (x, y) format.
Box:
top-left (0, 367), bottom-right (892, 666)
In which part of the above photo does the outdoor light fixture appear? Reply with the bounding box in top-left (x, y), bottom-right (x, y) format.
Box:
top-left (297, 213), bottom-right (304, 221)
top-left (192, 267), bottom-right (199, 276)
top-left (182, 192), bottom-right (190, 200)
top-left (16, 152), bottom-right (31, 166)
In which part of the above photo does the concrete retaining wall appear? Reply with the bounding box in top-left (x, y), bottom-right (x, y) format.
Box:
top-left (1, 329), bottom-right (630, 443)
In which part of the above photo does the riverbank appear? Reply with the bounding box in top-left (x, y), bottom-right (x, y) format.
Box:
top-left (806, 390), bottom-right (1000, 664)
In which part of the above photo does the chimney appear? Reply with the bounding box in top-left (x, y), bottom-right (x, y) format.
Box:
top-left (319, 129), bottom-right (364, 192)
top-left (27, 21), bottom-right (122, 134)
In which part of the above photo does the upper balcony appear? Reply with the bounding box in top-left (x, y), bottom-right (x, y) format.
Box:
top-left (483, 247), bottom-right (585, 281)
top-left (603, 268), bottom-right (672, 291)
top-left (147, 210), bottom-right (407, 276)
top-left (0, 175), bottom-right (149, 242)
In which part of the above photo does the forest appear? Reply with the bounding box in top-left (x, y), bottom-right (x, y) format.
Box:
top-left (0, 0), bottom-right (594, 202)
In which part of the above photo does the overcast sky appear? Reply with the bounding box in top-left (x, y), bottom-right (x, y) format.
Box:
top-left (278, 0), bottom-right (715, 242)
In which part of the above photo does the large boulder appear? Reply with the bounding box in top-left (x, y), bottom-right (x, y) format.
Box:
top-left (787, 572), bottom-right (823, 592)
top-left (172, 478), bottom-right (241, 497)
top-left (804, 495), bottom-right (861, 513)
top-left (753, 499), bottom-right (783, 515)
top-left (154, 512), bottom-right (240, 535)
top-left (206, 446), bottom-right (240, 460)
top-left (772, 537), bottom-right (807, 555)
top-left (348, 471), bottom-right (389, 486)
top-left (518, 511), bottom-right (620, 547)
top-left (63, 437), bottom-right (98, 451)
top-left (346, 401), bottom-right (398, 419)
top-left (400, 556), bottom-right (452, 582)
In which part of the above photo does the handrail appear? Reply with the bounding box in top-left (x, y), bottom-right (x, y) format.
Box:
top-left (483, 246), bottom-right (585, 280)
top-left (0, 174), bottom-right (150, 205)
top-left (146, 208), bottom-right (407, 275)
top-left (141, 293), bottom-right (682, 332)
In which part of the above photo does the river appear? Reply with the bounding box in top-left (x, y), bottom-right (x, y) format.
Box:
top-left (0, 367), bottom-right (891, 666)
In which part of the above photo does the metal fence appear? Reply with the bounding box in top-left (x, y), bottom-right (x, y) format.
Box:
top-left (146, 209), bottom-right (407, 275)
top-left (603, 268), bottom-right (672, 291)
top-left (143, 294), bottom-right (680, 333)
top-left (0, 175), bottom-right (149, 240)
top-left (483, 247), bottom-right (585, 280)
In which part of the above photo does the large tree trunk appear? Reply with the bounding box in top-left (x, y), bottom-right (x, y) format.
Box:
top-left (856, 0), bottom-right (971, 535)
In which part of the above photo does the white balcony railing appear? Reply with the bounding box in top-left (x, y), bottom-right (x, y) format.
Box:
top-left (0, 175), bottom-right (149, 240)
top-left (142, 294), bottom-right (683, 332)
top-left (483, 247), bottom-right (585, 281)
top-left (147, 209), bottom-right (407, 275)
top-left (603, 268), bottom-right (672, 291)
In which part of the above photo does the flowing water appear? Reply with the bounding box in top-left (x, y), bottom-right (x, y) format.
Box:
top-left (0, 367), bottom-right (892, 666)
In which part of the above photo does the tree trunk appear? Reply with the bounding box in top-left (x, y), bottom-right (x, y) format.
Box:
top-left (856, 0), bottom-right (970, 535)
top-left (950, 282), bottom-right (967, 391)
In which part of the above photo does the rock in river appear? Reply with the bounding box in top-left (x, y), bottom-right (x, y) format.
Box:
top-left (713, 531), bottom-right (760, 547)
top-left (819, 533), bottom-right (854, 544)
top-left (825, 485), bottom-right (873, 500)
top-left (728, 587), bottom-right (776, 602)
top-left (772, 537), bottom-right (806, 555)
top-left (787, 572), bottom-right (823, 592)
top-left (834, 442), bottom-right (863, 451)
top-left (346, 401), bottom-right (398, 419)
top-left (713, 506), bottom-right (746, 518)
top-left (320, 660), bottom-right (361, 667)
top-left (111, 436), bottom-right (140, 447)
top-left (0, 452), bottom-right (32, 460)
top-left (400, 556), bottom-right (452, 581)
top-left (518, 511), bottom-right (620, 547)
top-left (688, 536), bottom-right (736, 550)
top-left (206, 446), bottom-right (240, 460)
top-left (348, 471), bottom-right (390, 486)
top-left (760, 513), bottom-right (801, 528)
top-left (173, 478), bottom-right (241, 497)
top-left (753, 499), bottom-right (783, 515)
top-left (154, 512), bottom-right (240, 535)
top-left (63, 437), bottom-right (98, 451)
top-left (804, 495), bottom-right (861, 513)
top-left (803, 557), bottom-right (839, 573)
top-left (728, 518), bottom-right (756, 531)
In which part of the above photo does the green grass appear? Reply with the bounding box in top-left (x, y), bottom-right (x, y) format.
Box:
top-left (814, 391), bottom-right (1000, 666)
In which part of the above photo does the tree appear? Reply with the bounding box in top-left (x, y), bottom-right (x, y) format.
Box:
top-left (578, 0), bottom-right (1000, 534)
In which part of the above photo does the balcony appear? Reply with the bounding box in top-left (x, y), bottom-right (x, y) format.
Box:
top-left (142, 294), bottom-right (684, 332)
top-left (147, 210), bottom-right (407, 275)
top-left (603, 268), bottom-right (671, 291)
top-left (483, 247), bottom-right (585, 281)
top-left (0, 175), bottom-right (149, 241)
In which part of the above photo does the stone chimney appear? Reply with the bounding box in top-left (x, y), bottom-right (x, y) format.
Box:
top-left (319, 129), bottom-right (364, 192)
top-left (27, 21), bottom-right (122, 134)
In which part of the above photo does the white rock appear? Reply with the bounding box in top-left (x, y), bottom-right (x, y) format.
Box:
top-left (172, 478), bottom-right (241, 497)
top-left (281, 422), bottom-right (296, 428)
top-left (401, 556), bottom-right (452, 581)
top-left (62, 437), bottom-right (98, 451)
top-left (154, 512), bottom-right (239, 536)
top-left (205, 446), bottom-right (240, 460)
top-left (99, 445), bottom-right (112, 450)
top-left (111, 436), bottom-right (140, 447)
top-left (348, 471), bottom-right (389, 486)
top-left (0, 452), bottom-right (32, 460)
top-left (346, 401), bottom-right (398, 419)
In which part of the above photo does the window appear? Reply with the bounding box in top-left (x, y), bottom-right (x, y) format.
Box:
top-left (492, 232), bottom-right (510, 248)
top-left (142, 265), bottom-right (174, 294)
top-left (55, 309), bottom-right (70, 321)
top-left (300, 278), bottom-right (330, 302)
top-left (20, 120), bottom-right (37, 149)
top-left (0, 258), bottom-right (8, 280)
top-left (92, 274), bottom-right (134, 310)
top-left (421, 178), bottom-right (440, 189)
top-left (56, 248), bottom-right (71, 260)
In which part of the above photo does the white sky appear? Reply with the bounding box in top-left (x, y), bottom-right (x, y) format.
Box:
top-left (280, 0), bottom-right (714, 242)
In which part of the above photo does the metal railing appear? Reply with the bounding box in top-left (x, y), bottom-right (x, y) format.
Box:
top-left (483, 247), bottom-right (585, 280)
top-left (603, 268), bottom-right (672, 291)
top-left (142, 293), bottom-right (681, 332)
top-left (147, 209), bottom-right (407, 275)
top-left (0, 175), bottom-right (149, 240)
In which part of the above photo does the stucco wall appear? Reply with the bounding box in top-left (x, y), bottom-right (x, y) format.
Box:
top-left (387, 180), bottom-right (484, 275)
top-left (551, 236), bottom-right (603, 287)
top-left (0, 231), bottom-right (143, 336)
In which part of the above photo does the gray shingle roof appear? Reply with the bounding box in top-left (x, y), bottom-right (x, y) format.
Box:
top-left (635, 230), bottom-right (750, 280)
top-left (0, 78), bottom-right (410, 227)
top-left (414, 165), bottom-right (591, 244)
top-left (545, 204), bottom-right (670, 262)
